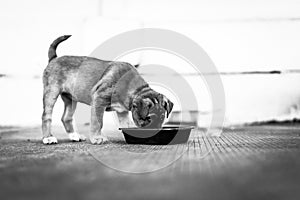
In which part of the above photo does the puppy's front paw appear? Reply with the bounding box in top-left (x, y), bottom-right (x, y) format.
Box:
top-left (68, 132), bottom-right (86, 142)
top-left (42, 136), bottom-right (58, 145)
top-left (90, 135), bottom-right (108, 145)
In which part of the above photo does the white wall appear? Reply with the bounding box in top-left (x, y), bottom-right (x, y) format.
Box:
top-left (1, 0), bottom-right (300, 126)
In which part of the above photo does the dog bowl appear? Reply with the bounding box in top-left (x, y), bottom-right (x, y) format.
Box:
top-left (119, 126), bottom-right (193, 145)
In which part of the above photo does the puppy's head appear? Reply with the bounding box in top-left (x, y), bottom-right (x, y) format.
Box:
top-left (131, 93), bottom-right (174, 128)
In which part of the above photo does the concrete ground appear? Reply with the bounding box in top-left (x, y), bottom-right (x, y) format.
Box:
top-left (0, 125), bottom-right (300, 200)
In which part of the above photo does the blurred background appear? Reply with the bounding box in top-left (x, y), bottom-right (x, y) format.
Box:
top-left (1, 0), bottom-right (300, 128)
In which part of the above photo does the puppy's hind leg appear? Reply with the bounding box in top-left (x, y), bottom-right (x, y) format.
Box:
top-left (42, 86), bottom-right (60, 144)
top-left (61, 93), bottom-right (86, 142)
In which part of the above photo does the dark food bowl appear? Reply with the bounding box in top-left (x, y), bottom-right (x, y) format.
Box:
top-left (119, 126), bottom-right (193, 145)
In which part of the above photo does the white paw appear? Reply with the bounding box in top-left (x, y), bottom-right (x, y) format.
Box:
top-left (90, 135), bottom-right (108, 145)
top-left (68, 132), bottom-right (86, 142)
top-left (42, 136), bottom-right (58, 144)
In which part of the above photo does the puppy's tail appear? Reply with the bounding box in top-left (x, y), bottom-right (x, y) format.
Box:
top-left (48, 35), bottom-right (72, 62)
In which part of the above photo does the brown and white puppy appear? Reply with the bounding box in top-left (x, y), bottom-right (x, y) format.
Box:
top-left (42, 35), bottom-right (173, 144)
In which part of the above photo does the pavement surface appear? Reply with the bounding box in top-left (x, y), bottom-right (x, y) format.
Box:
top-left (0, 125), bottom-right (300, 200)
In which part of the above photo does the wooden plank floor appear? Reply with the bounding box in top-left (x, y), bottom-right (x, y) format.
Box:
top-left (0, 125), bottom-right (300, 200)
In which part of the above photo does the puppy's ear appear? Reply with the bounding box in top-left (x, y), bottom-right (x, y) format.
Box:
top-left (163, 97), bottom-right (174, 118)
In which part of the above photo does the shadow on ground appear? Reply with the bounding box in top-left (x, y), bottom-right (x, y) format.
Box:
top-left (0, 125), bottom-right (300, 200)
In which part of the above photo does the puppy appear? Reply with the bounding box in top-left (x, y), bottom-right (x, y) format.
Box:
top-left (42, 35), bottom-right (174, 144)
